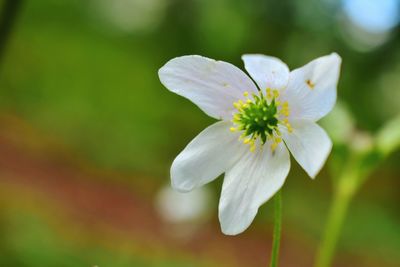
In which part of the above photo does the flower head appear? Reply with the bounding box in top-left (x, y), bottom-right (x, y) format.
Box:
top-left (158, 53), bottom-right (341, 235)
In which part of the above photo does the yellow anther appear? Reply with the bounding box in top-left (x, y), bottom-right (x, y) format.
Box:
top-left (271, 142), bottom-right (278, 152)
top-left (281, 109), bottom-right (290, 117)
top-left (250, 143), bottom-right (256, 152)
top-left (247, 99), bottom-right (252, 103)
top-left (280, 102), bottom-right (290, 117)
top-left (230, 127), bottom-right (237, 132)
top-left (234, 100), bottom-right (243, 107)
top-left (287, 125), bottom-right (293, 133)
top-left (266, 88), bottom-right (272, 98)
top-left (243, 91), bottom-right (249, 97)
top-left (273, 90), bottom-right (279, 98)
top-left (280, 118), bottom-right (293, 133)
top-left (243, 138), bottom-right (251, 144)
top-left (286, 122), bottom-right (293, 133)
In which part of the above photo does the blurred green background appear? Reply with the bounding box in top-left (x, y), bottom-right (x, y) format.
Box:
top-left (0, 0), bottom-right (399, 266)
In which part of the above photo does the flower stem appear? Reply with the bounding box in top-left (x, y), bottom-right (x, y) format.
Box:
top-left (314, 171), bottom-right (358, 267)
top-left (269, 190), bottom-right (282, 267)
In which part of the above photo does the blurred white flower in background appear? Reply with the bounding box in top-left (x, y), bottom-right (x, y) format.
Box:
top-left (155, 185), bottom-right (212, 224)
top-left (320, 102), bottom-right (355, 145)
top-left (321, 102), bottom-right (373, 153)
top-left (339, 0), bottom-right (400, 51)
top-left (343, 0), bottom-right (400, 33)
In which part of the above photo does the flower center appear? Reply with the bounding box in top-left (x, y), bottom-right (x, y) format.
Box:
top-left (230, 89), bottom-right (292, 152)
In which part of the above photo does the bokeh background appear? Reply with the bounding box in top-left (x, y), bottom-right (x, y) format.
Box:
top-left (0, 0), bottom-right (399, 266)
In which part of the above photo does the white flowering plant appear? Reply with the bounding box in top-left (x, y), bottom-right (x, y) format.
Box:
top-left (158, 52), bottom-right (400, 267)
top-left (159, 53), bottom-right (341, 235)
top-left (158, 53), bottom-right (347, 267)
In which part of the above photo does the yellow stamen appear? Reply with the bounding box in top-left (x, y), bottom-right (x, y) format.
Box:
top-left (250, 143), bottom-right (256, 152)
top-left (280, 101), bottom-right (290, 117)
top-left (266, 88), bottom-right (272, 99)
top-left (271, 142), bottom-right (278, 152)
top-left (287, 123), bottom-right (293, 133)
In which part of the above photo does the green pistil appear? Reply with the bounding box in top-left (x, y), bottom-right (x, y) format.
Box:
top-left (235, 93), bottom-right (279, 144)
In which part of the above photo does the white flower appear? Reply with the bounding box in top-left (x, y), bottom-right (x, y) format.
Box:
top-left (158, 53), bottom-right (341, 235)
top-left (156, 186), bottom-right (211, 224)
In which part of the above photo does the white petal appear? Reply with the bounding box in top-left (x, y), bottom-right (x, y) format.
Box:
top-left (218, 142), bottom-right (290, 235)
top-left (241, 54), bottom-right (289, 91)
top-left (171, 121), bottom-right (247, 193)
top-left (159, 55), bottom-right (258, 120)
top-left (281, 53), bottom-right (341, 122)
top-left (281, 120), bottom-right (332, 179)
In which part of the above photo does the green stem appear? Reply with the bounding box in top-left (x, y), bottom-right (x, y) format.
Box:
top-left (269, 190), bottom-right (282, 267)
top-left (314, 172), bottom-right (358, 267)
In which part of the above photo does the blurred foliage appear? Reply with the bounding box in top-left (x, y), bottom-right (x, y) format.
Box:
top-left (0, 0), bottom-right (399, 175)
